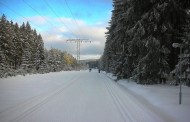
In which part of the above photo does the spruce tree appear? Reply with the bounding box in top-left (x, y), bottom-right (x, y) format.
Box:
top-left (172, 1), bottom-right (190, 81)
top-left (11, 22), bottom-right (22, 69)
top-left (0, 14), bottom-right (9, 70)
top-left (0, 49), bottom-right (6, 77)
top-left (48, 49), bottom-right (56, 72)
top-left (20, 46), bottom-right (31, 72)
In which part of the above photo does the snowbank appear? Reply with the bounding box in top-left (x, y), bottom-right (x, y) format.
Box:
top-left (117, 79), bottom-right (190, 122)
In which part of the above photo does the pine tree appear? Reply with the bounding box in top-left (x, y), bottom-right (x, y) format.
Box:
top-left (131, 0), bottom-right (172, 83)
top-left (20, 44), bottom-right (31, 73)
top-left (48, 49), bottom-right (56, 72)
top-left (12, 23), bottom-right (22, 69)
top-left (25, 21), bottom-right (34, 69)
top-left (0, 49), bottom-right (6, 77)
top-left (38, 34), bottom-right (45, 64)
top-left (0, 14), bottom-right (9, 69)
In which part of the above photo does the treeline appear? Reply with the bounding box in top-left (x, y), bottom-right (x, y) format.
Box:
top-left (0, 14), bottom-right (77, 78)
top-left (46, 48), bottom-right (77, 72)
top-left (101, 0), bottom-right (190, 84)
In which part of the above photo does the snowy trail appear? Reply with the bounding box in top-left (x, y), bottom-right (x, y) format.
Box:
top-left (102, 75), bottom-right (170, 122)
top-left (0, 72), bottom-right (81, 122)
top-left (0, 70), bottom-right (174, 122)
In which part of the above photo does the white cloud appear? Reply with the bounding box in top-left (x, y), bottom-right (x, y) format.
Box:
top-left (26, 16), bottom-right (48, 25)
top-left (42, 33), bottom-right (65, 42)
top-left (26, 16), bottom-right (107, 60)
top-left (55, 17), bottom-right (85, 26)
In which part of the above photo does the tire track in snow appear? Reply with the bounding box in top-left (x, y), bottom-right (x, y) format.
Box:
top-left (0, 76), bottom-right (80, 122)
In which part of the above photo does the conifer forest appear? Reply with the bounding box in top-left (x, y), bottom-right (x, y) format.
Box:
top-left (100, 0), bottom-right (190, 84)
top-left (0, 14), bottom-right (77, 78)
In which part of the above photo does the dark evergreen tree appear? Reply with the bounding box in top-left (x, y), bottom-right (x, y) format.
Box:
top-left (48, 48), bottom-right (56, 72)
top-left (0, 49), bottom-right (6, 77)
top-left (172, 1), bottom-right (190, 83)
top-left (0, 14), bottom-right (10, 69)
top-left (12, 23), bottom-right (22, 69)
top-left (101, 0), bottom-right (190, 84)
top-left (20, 45), bottom-right (31, 71)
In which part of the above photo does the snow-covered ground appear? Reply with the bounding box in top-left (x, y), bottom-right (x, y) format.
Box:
top-left (0, 70), bottom-right (189, 122)
top-left (118, 80), bottom-right (190, 122)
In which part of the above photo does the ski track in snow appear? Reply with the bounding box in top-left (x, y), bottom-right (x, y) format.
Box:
top-left (14, 71), bottom-right (123, 122)
top-left (0, 70), bottom-right (187, 122)
top-left (0, 74), bottom-right (80, 122)
top-left (102, 75), bottom-right (169, 122)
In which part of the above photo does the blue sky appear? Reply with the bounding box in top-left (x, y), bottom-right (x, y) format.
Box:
top-left (0, 0), bottom-right (112, 60)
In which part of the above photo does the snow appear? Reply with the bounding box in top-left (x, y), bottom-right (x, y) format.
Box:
top-left (118, 80), bottom-right (190, 122)
top-left (0, 70), bottom-right (190, 122)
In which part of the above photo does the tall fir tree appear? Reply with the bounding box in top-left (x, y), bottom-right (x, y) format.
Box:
top-left (101, 0), bottom-right (190, 84)
top-left (0, 49), bottom-right (6, 77)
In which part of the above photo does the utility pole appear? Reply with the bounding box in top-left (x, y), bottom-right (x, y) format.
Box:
top-left (66, 39), bottom-right (91, 64)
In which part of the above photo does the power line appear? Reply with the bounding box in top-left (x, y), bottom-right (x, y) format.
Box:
top-left (22, 0), bottom-right (73, 38)
top-left (42, 0), bottom-right (76, 38)
top-left (22, 0), bottom-right (57, 28)
top-left (64, 0), bottom-right (93, 62)
top-left (0, 1), bottom-right (40, 29)
top-left (0, 1), bottom-right (68, 43)
top-left (59, 0), bottom-right (85, 38)
top-left (64, 0), bottom-right (84, 37)
top-left (59, 0), bottom-right (72, 19)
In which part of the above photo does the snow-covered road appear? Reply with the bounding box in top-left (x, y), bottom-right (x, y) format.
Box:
top-left (0, 70), bottom-right (181, 122)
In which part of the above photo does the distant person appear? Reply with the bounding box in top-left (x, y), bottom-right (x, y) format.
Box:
top-left (98, 69), bottom-right (100, 73)
top-left (89, 68), bottom-right (91, 72)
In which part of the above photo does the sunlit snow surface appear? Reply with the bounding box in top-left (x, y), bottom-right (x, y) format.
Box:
top-left (0, 70), bottom-right (190, 122)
